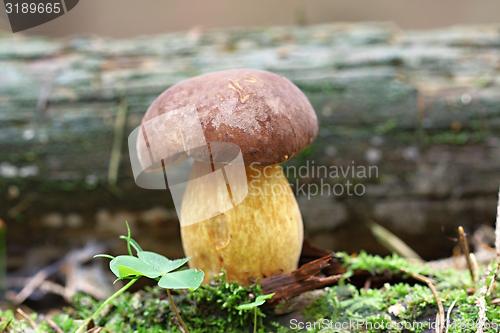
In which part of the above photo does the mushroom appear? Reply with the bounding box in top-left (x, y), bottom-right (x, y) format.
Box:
top-left (140, 69), bottom-right (318, 285)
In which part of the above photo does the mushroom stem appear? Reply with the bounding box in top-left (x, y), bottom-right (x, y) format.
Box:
top-left (180, 164), bottom-right (303, 285)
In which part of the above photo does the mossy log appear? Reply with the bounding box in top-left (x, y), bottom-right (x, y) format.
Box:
top-left (1, 23), bottom-right (500, 259)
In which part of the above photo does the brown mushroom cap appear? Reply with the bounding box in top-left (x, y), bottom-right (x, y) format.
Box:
top-left (143, 68), bottom-right (318, 166)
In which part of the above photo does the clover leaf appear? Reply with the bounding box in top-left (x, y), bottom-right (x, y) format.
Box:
top-left (109, 255), bottom-right (161, 279)
top-left (108, 251), bottom-right (196, 284)
top-left (77, 222), bottom-right (205, 333)
top-left (137, 251), bottom-right (189, 275)
top-left (158, 268), bottom-right (205, 290)
top-left (236, 293), bottom-right (274, 311)
top-left (236, 293), bottom-right (275, 333)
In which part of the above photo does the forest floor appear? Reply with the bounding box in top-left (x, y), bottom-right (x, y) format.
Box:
top-left (1, 251), bottom-right (498, 333)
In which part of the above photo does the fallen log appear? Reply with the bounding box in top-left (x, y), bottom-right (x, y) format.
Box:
top-left (2, 25), bottom-right (500, 261)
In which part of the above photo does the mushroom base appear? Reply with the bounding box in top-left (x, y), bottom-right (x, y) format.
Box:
top-left (180, 164), bottom-right (303, 285)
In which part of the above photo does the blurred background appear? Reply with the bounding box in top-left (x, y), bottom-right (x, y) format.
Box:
top-left (2, 0), bottom-right (500, 36)
top-left (1, 0), bottom-right (499, 309)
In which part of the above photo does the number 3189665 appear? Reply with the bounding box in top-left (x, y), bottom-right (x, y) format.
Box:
top-left (5, 2), bottom-right (62, 14)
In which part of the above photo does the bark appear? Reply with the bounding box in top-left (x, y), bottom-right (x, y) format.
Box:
top-left (1, 23), bottom-right (500, 261)
top-left (261, 254), bottom-right (344, 305)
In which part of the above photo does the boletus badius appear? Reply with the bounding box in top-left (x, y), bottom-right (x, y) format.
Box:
top-left (139, 69), bottom-right (318, 285)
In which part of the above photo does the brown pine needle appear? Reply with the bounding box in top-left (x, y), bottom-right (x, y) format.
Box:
top-left (369, 222), bottom-right (423, 263)
top-left (457, 226), bottom-right (477, 283)
top-left (47, 318), bottom-right (64, 333)
top-left (166, 289), bottom-right (189, 333)
top-left (403, 270), bottom-right (445, 333)
top-left (15, 308), bottom-right (37, 330)
top-left (445, 298), bottom-right (458, 333)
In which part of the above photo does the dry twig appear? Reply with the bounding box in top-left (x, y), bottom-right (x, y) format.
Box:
top-left (11, 243), bottom-right (105, 304)
top-left (12, 270), bottom-right (50, 304)
top-left (403, 270), bottom-right (444, 333)
top-left (47, 318), bottom-right (64, 333)
top-left (166, 289), bottom-right (189, 333)
top-left (15, 308), bottom-right (37, 330)
top-left (457, 226), bottom-right (477, 283)
top-left (444, 298), bottom-right (458, 333)
top-left (8, 277), bottom-right (67, 298)
top-left (369, 222), bottom-right (423, 263)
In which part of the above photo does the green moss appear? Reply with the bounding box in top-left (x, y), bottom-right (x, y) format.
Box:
top-left (374, 119), bottom-right (398, 135)
top-left (0, 310), bottom-right (37, 333)
top-left (302, 281), bottom-right (499, 333)
top-left (301, 253), bottom-right (498, 333)
top-left (421, 131), bottom-right (487, 145)
top-left (1, 255), bottom-right (498, 333)
top-left (71, 273), bottom-right (267, 332)
top-left (0, 273), bottom-right (269, 333)
top-left (340, 251), bottom-right (430, 275)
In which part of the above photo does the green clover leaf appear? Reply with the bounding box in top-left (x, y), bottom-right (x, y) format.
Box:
top-left (236, 293), bottom-right (275, 311)
top-left (158, 269), bottom-right (204, 290)
top-left (109, 255), bottom-right (160, 279)
top-left (77, 222), bottom-right (205, 333)
top-left (137, 251), bottom-right (189, 275)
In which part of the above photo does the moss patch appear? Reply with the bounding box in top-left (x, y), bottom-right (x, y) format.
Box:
top-left (1, 254), bottom-right (498, 332)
